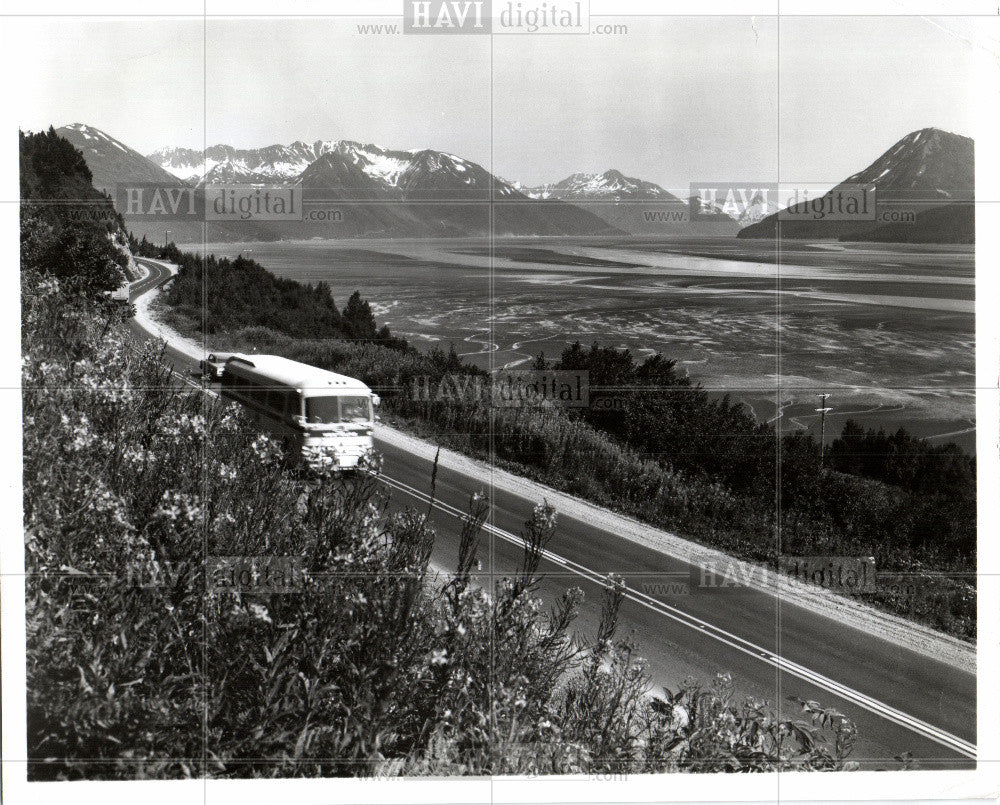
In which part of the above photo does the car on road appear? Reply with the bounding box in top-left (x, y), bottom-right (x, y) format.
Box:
top-left (200, 352), bottom-right (238, 381)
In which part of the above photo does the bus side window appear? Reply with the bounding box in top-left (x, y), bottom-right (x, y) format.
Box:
top-left (267, 388), bottom-right (283, 417)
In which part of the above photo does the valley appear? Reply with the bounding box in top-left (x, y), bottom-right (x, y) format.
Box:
top-left (200, 235), bottom-right (976, 452)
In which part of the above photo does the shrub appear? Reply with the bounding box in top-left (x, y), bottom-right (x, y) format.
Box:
top-left (20, 128), bottom-right (129, 296)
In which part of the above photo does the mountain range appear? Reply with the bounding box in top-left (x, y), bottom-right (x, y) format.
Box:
top-left (55, 124), bottom-right (974, 243)
top-left (507, 169), bottom-right (728, 235)
top-left (59, 124), bottom-right (626, 240)
top-left (296, 141), bottom-right (630, 237)
top-left (150, 148), bottom-right (721, 235)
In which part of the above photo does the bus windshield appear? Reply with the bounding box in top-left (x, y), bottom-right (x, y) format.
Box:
top-left (339, 395), bottom-right (372, 424)
top-left (305, 395), bottom-right (371, 425)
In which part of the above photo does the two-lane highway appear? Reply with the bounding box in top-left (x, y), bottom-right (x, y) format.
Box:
top-left (379, 438), bottom-right (976, 767)
top-left (128, 257), bottom-right (977, 768)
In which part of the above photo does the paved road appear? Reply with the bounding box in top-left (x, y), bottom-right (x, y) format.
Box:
top-left (128, 258), bottom-right (176, 301)
top-left (128, 257), bottom-right (977, 768)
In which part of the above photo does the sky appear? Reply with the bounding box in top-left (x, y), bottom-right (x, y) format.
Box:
top-left (10, 14), bottom-right (978, 191)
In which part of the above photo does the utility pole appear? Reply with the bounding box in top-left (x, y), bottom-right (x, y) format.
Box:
top-left (815, 394), bottom-right (832, 467)
top-left (165, 230), bottom-right (171, 248)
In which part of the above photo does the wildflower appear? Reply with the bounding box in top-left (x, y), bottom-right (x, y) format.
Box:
top-left (248, 603), bottom-right (272, 624)
top-left (430, 649), bottom-right (449, 666)
top-left (530, 501), bottom-right (558, 532)
top-left (252, 434), bottom-right (278, 459)
top-left (153, 490), bottom-right (204, 524)
top-left (122, 445), bottom-right (151, 466)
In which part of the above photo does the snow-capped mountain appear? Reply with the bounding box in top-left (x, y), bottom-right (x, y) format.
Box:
top-left (63, 125), bottom-right (621, 239)
top-left (687, 190), bottom-right (781, 224)
top-left (742, 196), bottom-right (781, 224)
top-left (505, 169), bottom-right (727, 235)
top-left (149, 138), bottom-right (530, 197)
top-left (306, 141), bottom-right (411, 192)
top-left (147, 146), bottom-right (215, 184)
top-left (57, 123), bottom-right (180, 192)
top-left (739, 127), bottom-right (974, 243)
top-left (300, 141), bottom-right (524, 199)
top-left (734, 192), bottom-right (782, 227)
top-left (514, 169), bottom-right (680, 202)
top-left (299, 144), bottom-right (619, 237)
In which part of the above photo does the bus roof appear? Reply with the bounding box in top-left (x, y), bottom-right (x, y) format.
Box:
top-left (225, 354), bottom-right (372, 395)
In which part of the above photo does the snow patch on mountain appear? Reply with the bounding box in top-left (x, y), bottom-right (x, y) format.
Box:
top-left (63, 123), bottom-right (134, 154)
top-left (148, 137), bottom-right (529, 198)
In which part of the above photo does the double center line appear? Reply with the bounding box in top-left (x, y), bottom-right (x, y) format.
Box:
top-left (379, 472), bottom-right (977, 760)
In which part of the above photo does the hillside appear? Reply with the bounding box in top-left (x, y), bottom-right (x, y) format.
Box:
top-left (850, 202), bottom-right (975, 244)
top-left (24, 268), bottom-right (867, 777)
top-left (20, 127), bottom-right (138, 288)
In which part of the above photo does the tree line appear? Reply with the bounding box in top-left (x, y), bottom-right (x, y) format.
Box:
top-left (130, 235), bottom-right (408, 348)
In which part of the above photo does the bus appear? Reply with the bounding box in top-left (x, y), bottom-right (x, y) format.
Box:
top-left (219, 354), bottom-right (380, 472)
top-left (107, 278), bottom-right (130, 302)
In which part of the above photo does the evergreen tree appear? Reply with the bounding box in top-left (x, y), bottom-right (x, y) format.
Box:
top-left (341, 290), bottom-right (378, 341)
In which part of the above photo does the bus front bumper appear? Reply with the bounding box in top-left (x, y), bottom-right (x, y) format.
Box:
top-left (301, 434), bottom-right (373, 472)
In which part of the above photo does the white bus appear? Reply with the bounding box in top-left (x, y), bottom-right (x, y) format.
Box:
top-left (220, 354), bottom-right (380, 472)
top-left (111, 280), bottom-right (132, 302)
top-left (107, 278), bottom-right (130, 302)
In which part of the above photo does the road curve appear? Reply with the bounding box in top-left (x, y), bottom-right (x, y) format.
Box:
top-left (127, 257), bottom-right (977, 769)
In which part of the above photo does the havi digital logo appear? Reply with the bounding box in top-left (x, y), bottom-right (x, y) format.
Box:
top-left (404, 1), bottom-right (491, 34)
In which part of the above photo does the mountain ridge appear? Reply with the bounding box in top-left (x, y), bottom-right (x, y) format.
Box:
top-left (63, 124), bottom-right (623, 239)
top-left (58, 123), bottom-right (974, 243)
